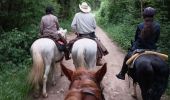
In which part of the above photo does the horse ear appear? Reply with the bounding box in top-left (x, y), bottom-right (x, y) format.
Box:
top-left (95, 63), bottom-right (107, 82)
top-left (60, 63), bottom-right (73, 81)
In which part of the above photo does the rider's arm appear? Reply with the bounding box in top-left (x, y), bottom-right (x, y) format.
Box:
top-left (154, 25), bottom-right (160, 43)
top-left (134, 25), bottom-right (140, 41)
top-left (71, 14), bottom-right (77, 32)
top-left (55, 17), bottom-right (60, 30)
top-left (39, 19), bottom-right (44, 35)
top-left (92, 16), bottom-right (96, 29)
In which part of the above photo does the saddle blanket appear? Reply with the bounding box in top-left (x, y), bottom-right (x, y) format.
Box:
top-left (126, 51), bottom-right (168, 68)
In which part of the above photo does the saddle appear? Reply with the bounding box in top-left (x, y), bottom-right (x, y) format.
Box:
top-left (39, 33), bottom-right (66, 51)
top-left (68, 33), bottom-right (108, 57)
top-left (126, 50), bottom-right (168, 68)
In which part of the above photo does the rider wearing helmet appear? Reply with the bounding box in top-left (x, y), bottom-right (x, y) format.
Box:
top-left (116, 7), bottom-right (160, 80)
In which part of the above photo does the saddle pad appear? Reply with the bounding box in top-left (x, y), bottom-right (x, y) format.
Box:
top-left (126, 51), bottom-right (168, 67)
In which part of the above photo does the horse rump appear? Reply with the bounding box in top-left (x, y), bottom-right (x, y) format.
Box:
top-left (134, 54), bottom-right (169, 100)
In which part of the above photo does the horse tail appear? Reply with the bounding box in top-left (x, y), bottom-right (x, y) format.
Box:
top-left (28, 49), bottom-right (44, 86)
top-left (77, 47), bottom-right (85, 67)
top-left (149, 59), bottom-right (169, 99)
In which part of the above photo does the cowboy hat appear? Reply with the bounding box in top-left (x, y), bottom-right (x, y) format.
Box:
top-left (79, 2), bottom-right (91, 13)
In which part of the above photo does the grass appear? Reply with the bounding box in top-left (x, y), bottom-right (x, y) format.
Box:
top-left (98, 23), bottom-right (135, 51)
top-left (0, 59), bottom-right (32, 100)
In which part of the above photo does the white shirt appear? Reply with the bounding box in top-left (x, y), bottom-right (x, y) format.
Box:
top-left (71, 12), bottom-right (96, 34)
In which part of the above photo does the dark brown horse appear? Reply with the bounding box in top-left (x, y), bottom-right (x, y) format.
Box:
top-left (61, 63), bottom-right (107, 100)
top-left (128, 54), bottom-right (169, 100)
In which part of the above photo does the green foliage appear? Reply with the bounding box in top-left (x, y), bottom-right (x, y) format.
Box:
top-left (96, 0), bottom-right (140, 51)
top-left (59, 19), bottom-right (72, 32)
top-left (0, 25), bottom-right (37, 100)
top-left (56, 0), bottom-right (100, 18)
top-left (0, 58), bottom-right (32, 100)
top-left (97, 0), bottom-right (139, 25)
top-left (0, 27), bottom-right (37, 65)
top-left (0, 0), bottom-right (60, 31)
top-left (98, 23), bottom-right (135, 50)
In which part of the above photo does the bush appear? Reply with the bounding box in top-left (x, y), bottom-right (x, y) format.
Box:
top-left (0, 27), bottom-right (37, 66)
top-left (0, 0), bottom-right (60, 31)
top-left (0, 58), bottom-right (32, 100)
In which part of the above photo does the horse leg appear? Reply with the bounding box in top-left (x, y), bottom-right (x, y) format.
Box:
top-left (72, 49), bottom-right (79, 68)
top-left (131, 83), bottom-right (137, 99)
top-left (86, 51), bottom-right (97, 69)
top-left (140, 86), bottom-right (148, 100)
top-left (51, 61), bottom-right (64, 86)
top-left (51, 62), bottom-right (57, 86)
top-left (59, 61), bottom-right (64, 76)
top-left (42, 64), bottom-right (51, 98)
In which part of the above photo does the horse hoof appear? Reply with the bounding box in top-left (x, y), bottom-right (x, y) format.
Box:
top-left (60, 73), bottom-right (64, 76)
top-left (43, 93), bottom-right (48, 98)
top-left (131, 93), bottom-right (137, 99)
top-left (33, 92), bottom-right (40, 98)
top-left (52, 82), bottom-right (56, 86)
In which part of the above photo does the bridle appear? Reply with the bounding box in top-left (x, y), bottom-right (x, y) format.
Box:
top-left (65, 73), bottom-right (105, 100)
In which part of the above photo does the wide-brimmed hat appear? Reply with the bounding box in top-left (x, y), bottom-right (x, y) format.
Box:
top-left (79, 2), bottom-right (91, 13)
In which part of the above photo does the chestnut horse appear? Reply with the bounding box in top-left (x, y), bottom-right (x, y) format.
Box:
top-left (61, 63), bottom-right (107, 100)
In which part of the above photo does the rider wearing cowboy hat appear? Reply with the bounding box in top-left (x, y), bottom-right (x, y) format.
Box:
top-left (70, 2), bottom-right (108, 65)
top-left (71, 2), bottom-right (95, 36)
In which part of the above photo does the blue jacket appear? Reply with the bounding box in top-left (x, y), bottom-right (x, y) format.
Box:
top-left (131, 22), bottom-right (160, 50)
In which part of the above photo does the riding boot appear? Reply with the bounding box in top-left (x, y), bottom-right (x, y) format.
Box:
top-left (116, 54), bottom-right (130, 80)
top-left (96, 57), bottom-right (103, 66)
top-left (64, 46), bottom-right (71, 60)
top-left (96, 49), bottom-right (104, 66)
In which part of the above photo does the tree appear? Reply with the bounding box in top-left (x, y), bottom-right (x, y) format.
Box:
top-left (140, 0), bottom-right (144, 18)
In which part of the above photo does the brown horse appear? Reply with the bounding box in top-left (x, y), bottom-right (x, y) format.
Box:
top-left (61, 63), bottom-right (107, 100)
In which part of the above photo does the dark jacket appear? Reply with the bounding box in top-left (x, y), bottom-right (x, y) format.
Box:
top-left (131, 22), bottom-right (160, 51)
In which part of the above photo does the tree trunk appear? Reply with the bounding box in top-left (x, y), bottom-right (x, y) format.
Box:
top-left (140, 0), bottom-right (143, 18)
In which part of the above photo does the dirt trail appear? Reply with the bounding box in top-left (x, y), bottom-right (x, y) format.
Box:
top-left (33, 26), bottom-right (168, 100)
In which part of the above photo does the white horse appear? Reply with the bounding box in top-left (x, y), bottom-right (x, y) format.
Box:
top-left (28, 28), bottom-right (67, 98)
top-left (71, 38), bottom-right (97, 69)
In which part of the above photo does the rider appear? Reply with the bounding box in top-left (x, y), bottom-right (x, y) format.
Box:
top-left (40, 6), bottom-right (70, 60)
top-left (69, 2), bottom-right (108, 65)
top-left (116, 7), bottom-right (160, 80)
